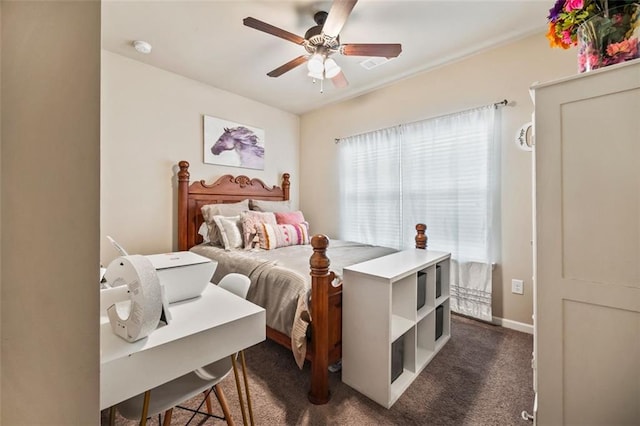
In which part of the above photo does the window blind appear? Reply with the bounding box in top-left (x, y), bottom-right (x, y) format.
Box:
top-left (338, 105), bottom-right (499, 321)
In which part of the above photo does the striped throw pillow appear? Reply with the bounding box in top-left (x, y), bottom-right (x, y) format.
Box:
top-left (257, 222), bottom-right (310, 250)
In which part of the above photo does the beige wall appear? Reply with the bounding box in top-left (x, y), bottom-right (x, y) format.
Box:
top-left (100, 51), bottom-right (300, 265)
top-left (299, 33), bottom-right (576, 325)
top-left (1, 1), bottom-right (100, 423)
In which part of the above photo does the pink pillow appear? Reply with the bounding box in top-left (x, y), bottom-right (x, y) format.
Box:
top-left (275, 210), bottom-right (305, 225)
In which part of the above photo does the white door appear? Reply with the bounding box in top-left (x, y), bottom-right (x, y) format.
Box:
top-left (534, 62), bottom-right (640, 425)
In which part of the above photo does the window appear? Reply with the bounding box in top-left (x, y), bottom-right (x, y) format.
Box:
top-left (338, 105), bottom-right (499, 321)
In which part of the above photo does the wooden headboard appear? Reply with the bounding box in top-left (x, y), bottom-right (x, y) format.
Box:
top-left (177, 160), bottom-right (290, 251)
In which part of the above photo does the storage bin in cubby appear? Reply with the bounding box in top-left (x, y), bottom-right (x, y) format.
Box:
top-left (436, 305), bottom-right (444, 340)
top-left (417, 270), bottom-right (427, 310)
top-left (391, 334), bottom-right (404, 384)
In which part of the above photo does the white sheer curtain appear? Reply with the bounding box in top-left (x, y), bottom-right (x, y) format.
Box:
top-left (338, 127), bottom-right (402, 249)
top-left (338, 105), bottom-right (500, 321)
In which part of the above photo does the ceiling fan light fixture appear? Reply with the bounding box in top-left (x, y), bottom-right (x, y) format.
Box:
top-left (307, 53), bottom-right (325, 73)
top-left (244, 2), bottom-right (401, 90)
top-left (323, 58), bottom-right (341, 78)
top-left (308, 69), bottom-right (324, 80)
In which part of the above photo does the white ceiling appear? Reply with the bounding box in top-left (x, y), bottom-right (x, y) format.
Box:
top-left (102, 1), bottom-right (550, 115)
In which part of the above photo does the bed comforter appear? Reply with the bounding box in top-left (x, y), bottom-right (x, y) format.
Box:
top-left (191, 240), bottom-right (396, 366)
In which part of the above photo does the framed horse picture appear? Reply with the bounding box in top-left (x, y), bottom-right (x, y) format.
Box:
top-left (203, 115), bottom-right (265, 170)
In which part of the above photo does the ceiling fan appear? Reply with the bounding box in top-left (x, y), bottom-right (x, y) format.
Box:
top-left (243, 0), bottom-right (402, 90)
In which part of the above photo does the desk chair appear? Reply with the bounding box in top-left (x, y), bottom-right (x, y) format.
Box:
top-left (114, 273), bottom-right (254, 426)
top-left (115, 371), bottom-right (227, 426)
top-left (184, 273), bottom-right (254, 425)
top-left (201, 273), bottom-right (255, 426)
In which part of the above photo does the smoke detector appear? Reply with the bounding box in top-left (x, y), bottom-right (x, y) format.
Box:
top-left (133, 40), bottom-right (152, 54)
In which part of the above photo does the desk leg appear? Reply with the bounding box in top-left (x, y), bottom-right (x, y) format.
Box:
top-left (139, 390), bottom-right (151, 426)
top-left (231, 354), bottom-right (249, 426)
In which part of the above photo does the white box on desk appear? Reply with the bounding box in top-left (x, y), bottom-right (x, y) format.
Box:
top-left (146, 251), bottom-right (217, 303)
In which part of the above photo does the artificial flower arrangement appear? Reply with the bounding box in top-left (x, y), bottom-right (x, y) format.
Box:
top-left (547, 0), bottom-right (640, 71)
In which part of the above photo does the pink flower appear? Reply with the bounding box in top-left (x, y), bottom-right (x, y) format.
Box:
top-left (606, 37), bottom-right (639, 57)
top-left (564, 0), bottom-right (584, 12)
top-left (579, 51), bottom-right (603, 71)
top-left (562, 30), bottom-right (573, 45)
top-left (578, 52), bottom-right (588, 72)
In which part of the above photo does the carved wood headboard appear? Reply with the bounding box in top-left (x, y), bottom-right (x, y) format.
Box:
top-left (177, 160), bottom-right (290, 250)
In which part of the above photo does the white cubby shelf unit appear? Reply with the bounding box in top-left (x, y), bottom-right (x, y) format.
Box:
top-left (342, 249), bottom-right (451, 408)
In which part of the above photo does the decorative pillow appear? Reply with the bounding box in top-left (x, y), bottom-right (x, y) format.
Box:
top-left (240, 211), bottom-right (277, 249)
top-left (249, 199), bottom-right (293, 213)
top-left (256, 222), bottom-right (310, 250)
top-left (275, 210), bottom-right (305, 225)
top-left (212, 215), bottom-right (243, 250)
top-left (201, 200), bottom-right (249, 245)
top-left (197, 221), bottom-right (210, 243)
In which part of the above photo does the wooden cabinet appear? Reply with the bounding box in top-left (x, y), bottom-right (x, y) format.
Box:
top-left (342, 249), bottom-right (451, 408)
top-left (532, 59), bottom-right (640, 424)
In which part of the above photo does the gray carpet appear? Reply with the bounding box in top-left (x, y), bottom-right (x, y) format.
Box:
top-left (101, 315), bottom-right (534, 425)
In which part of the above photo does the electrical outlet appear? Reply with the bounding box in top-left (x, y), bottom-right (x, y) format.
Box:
top-left (512, 279), bottom-right (524, 295)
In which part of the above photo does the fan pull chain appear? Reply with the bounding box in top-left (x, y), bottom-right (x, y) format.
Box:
top-left (310, 77), bottom-right (325, 94)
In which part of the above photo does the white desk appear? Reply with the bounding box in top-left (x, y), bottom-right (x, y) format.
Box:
top-left (100, 284), bottom-right (265, 410)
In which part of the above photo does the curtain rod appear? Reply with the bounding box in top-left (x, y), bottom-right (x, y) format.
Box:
top-left (334, 99), bottom-right (510, 143)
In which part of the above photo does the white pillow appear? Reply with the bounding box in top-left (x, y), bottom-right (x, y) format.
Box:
top-left (201, 200), bottom-right (250, 245)
top-left (212, 215), bottom-right (243, 250)
top-left (198, 222), bottom-right (210, 243)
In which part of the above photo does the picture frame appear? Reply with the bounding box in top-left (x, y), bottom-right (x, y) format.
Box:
top-left (203, 115), bottom-right (265, 170)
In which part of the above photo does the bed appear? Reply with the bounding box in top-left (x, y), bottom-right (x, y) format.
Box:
top-left (176, 160), bottom-right (428, 404)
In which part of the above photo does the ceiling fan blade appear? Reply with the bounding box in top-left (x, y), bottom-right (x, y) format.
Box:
top-left (322, 0), bottom-right (358, 38)
top-left (267, 55), bottom-right (308, 77)
top-left (341, 43), bottom-right (402, 58)
top-left (243, 17), bottom-right (305, 45)
top-left (331, 70), bottom-right (349, 89)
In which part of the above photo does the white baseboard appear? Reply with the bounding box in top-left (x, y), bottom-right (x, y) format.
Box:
top-left (492, 316), bottom-right (533, 334)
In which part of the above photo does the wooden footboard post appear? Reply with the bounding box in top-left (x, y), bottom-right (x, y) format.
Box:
top-left (308, 234), bottom-right (334, 405)
top-left (178, 161), bottom-right (190, 251)
top-left (415, 223), bottom-right (427, 249)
